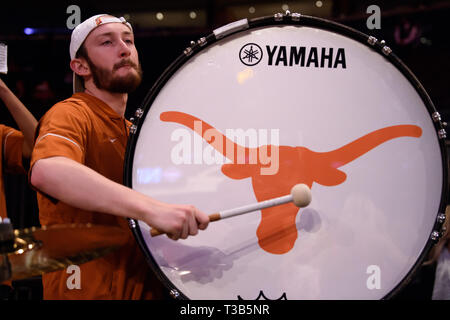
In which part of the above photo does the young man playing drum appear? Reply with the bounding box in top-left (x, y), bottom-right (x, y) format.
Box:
top-left (29, 14), bottom-right (209, 300)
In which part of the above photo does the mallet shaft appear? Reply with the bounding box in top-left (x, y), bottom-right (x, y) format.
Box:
top-left (150, 194), bottom-right (294, 237)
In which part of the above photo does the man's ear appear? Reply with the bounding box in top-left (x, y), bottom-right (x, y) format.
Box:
top-left (70, 58), bottom-right (90, 77)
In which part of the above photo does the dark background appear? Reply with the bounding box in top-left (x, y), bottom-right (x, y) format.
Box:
top-left (0, 0), bottom-right (449, 300)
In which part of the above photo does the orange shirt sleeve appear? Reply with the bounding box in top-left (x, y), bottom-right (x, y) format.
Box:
top-left (30, 100), bottom-right (91, 171)
top-left (2, 125), bottom-right (25, 174)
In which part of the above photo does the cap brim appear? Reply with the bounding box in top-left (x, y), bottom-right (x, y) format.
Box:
top-left (73, 73), bottom-right (84, 93)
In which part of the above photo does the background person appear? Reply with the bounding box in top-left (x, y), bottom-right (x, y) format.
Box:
top-left (0, 77), bottom-right (38, 298)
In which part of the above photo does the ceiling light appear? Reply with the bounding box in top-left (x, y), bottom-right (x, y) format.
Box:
top-left (156, 12), bottom-right (164, 20)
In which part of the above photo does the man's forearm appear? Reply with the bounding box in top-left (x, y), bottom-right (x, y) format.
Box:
top-left (30, 156), bottom-right (210, 239)
top-left (0, 85), bottom-right (38, 157)
top-left (30, 156), bottom-right (154, 221)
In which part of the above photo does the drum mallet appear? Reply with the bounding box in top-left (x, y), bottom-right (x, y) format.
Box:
top-left (150, 183), bottom-right (312, 237)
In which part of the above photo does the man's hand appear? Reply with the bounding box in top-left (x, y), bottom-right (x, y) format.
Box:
top-left (143, 202), bottom-right (210, 240)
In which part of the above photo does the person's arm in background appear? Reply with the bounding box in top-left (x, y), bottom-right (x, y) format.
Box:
top-left (0, 78), bottom-right (38, 158)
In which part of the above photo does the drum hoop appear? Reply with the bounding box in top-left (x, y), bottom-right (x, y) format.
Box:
top-left (124, 14), bottom-right (449, 300)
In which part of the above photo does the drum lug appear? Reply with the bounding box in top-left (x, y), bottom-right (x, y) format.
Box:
top-left (430, 230), bottom-right (441, 242)
top-left (291, 12), bottom-right (301, 22)
top-left (378, 40), bottom-right (392, 56)
top-left (170, 289), bottom-right (180, 299)
top-left (183, 47), bottom-right (193, 57)
top-left (367, 36), bottom-right (378, 46)
top-left (128, 219), bottom-right (137, 229)
top-left (274, 13), bottom-right (283, 21)
top-left (275, 11), bottom-right (299, 22)
top-left (437, 213), bottom-right (446, 224)
top-left (197, 37), bottom-right (207, 47)
top-left (135, 108), bottom-right (144, 119)
top-left (184, 41), bottom-right (196, 57)
top-left (129, 124), bottom-right (137, 134)
top-left (432, 112), bottom-right (442, 122)
top-left (438, 129), bottom-right (447, 139)
top-left (432, 112), bottom-right (447, 131)
top-left (382, 46), bottom-right (392, 56)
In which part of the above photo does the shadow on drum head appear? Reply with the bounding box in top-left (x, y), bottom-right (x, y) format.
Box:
top-left (296, 208), bottom-right (322, 233)
top-left (150, 237), bottom-right (234, 284)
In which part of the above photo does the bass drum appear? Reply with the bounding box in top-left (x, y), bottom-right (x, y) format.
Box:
top-left (124, 13), bottom-right (448, 299)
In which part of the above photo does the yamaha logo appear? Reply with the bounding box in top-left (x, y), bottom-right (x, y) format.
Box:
top-left (239, 43), bottom-right (263, 66)
top-left (239, 43), bottom-right (347, 69)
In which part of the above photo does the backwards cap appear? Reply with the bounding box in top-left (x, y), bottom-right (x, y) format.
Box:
top-left (69, 14), bottom-right (133, 93)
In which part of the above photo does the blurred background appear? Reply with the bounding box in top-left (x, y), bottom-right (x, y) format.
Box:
top-left (0, 0), bottom-right (449, 300)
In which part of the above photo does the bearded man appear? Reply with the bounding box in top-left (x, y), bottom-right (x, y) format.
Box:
top-left (29, 14), bottom-right (209, 300)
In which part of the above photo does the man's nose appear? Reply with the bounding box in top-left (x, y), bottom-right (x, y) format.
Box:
top-left (118, 40), bottom-right (131, 57)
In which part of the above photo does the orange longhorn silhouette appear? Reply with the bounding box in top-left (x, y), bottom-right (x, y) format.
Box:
top-left (160, 111), bottom-right (422, 254)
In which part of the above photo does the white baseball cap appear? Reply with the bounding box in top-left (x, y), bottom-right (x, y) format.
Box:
top-left (70, 14), bottom-right (133, 93)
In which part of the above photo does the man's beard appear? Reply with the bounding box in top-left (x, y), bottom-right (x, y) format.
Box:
top-left (85, 55), bottom-right (143, 93)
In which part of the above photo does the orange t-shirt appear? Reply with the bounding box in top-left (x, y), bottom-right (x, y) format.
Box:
top-left (31, 93), bottom-right (164, 300)
top-left (0, 124), bottom-right (25, 220)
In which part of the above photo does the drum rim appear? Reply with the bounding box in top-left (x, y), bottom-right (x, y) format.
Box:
top-left (124, 13), bottom-right (448, 300)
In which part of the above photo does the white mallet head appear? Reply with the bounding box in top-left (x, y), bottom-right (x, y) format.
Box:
top-left (290, 184), bottom-right (312, 208)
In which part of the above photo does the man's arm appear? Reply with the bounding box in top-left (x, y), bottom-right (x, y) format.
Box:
top-left (30, 156), bottom-right (209, 240)
top-left (0, 78), bottom-right (38, 158)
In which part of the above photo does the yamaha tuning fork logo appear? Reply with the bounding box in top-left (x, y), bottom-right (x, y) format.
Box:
top-left (239, 43), bottom-right (263, 66)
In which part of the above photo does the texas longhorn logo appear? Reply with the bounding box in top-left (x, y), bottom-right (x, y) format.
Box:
top-left (95, 17), bottom-right (103, 26)
top-left (161, 111), bottom-right (422, 255)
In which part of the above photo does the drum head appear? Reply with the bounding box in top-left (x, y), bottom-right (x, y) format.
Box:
top-left (125, 15), bottom-right (447, 299)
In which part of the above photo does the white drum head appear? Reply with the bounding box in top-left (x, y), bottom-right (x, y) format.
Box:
top-left (126, 17), bottom-right (446, 300)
